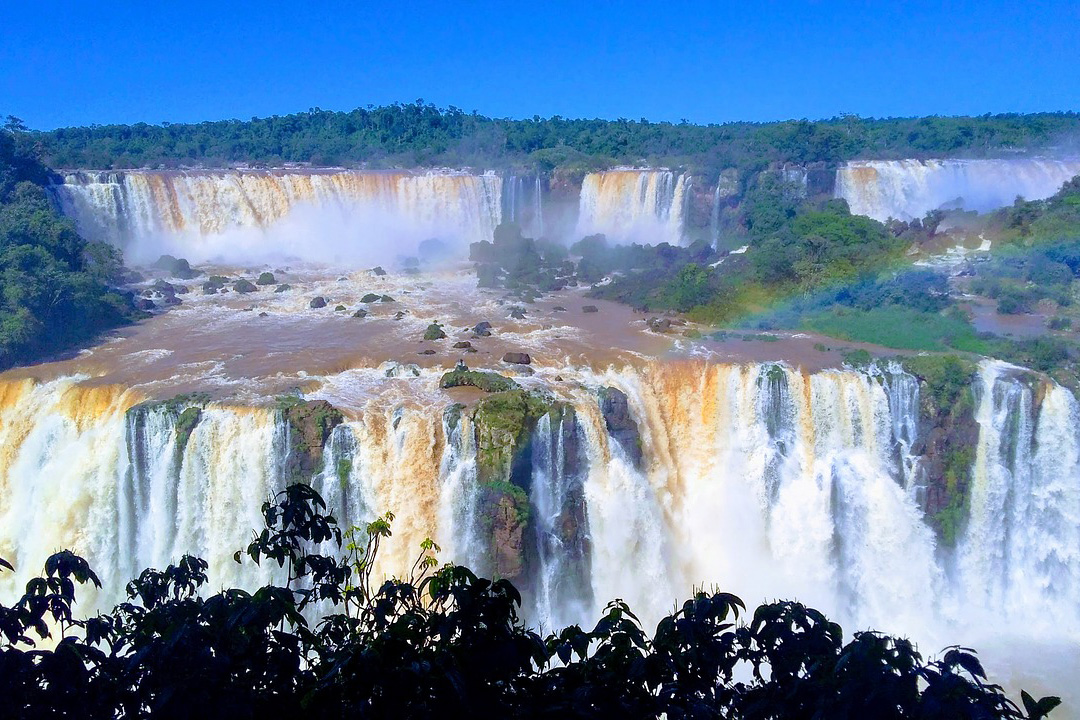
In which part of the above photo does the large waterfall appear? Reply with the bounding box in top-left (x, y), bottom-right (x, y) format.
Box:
top-left (836, 158), bottom-right (1080, 221)
top-left (3, 359), bottom-right (1079, 674)
top-left (50, 170), bottom-right (504, 262)
top-left (576, 170), bottom-right (688, 245)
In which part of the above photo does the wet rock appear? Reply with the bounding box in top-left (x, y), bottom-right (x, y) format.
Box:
top-left (508, 307), bottom-right (527, 320)
top-left (152, 254), bottom-right (200, 279)
top-left (309, 296), bottom-right (327, 309)
top-left (598, 386), bottom-right (643, 468)
top-left (452, 341), bottom-right (472, 349)
top-left (380, 295), bottom-right (395, 303)
top-left (335, 304), bottom-right (347, 311)
top-left (258, 311), bottom-right (268, 317)
top-left (134, 297), bottom-right (156, 311)
top-left (274, 284), bottom-right (291, 293)
top-left (647, 316), bottom-right (672, 333)
top-left (424, 323), bottom-right (447, 340)
top-left (361, 293), bottom-right (381, 303)
top-left (553, 306), bottom-right (567, 312)
top-left (582, 305), bottom-right (599, 313)
top-left (370, 266), bottom-right (387, 276)
top-left (440, 367), bottom-right (519, 392)
top-left (385, 362), bottom-right (421, 377)
top-left (502, 352), bottom-right (531, 365)
top-left (234, 279), bottom-right (257, 294)
top-left (419, 349), bottom-right (436, 355)
top-left (256, 272), bottom-right (276, 285)
top-left (277, 398), bottom-right (344, 480)
top-left (394, 311), bottom-right (407, 320)
top-left (473, 321), bottom-right (493, 336)
top-left (173, 285), bottom-right (190, 295)
top-left (352, 309), bottom-right (368, 318)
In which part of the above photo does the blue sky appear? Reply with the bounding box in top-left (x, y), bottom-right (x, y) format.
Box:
top-left (2, 1), bottom-right (1077, 130)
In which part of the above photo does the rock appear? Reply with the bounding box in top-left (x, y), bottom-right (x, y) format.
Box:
top-left (582, 305), bottom-right (599, 313)
top-left (274, 284), bottom-right (291, 293)
top-left (647, 316), bottom-right (672, 333)
top-left (361, 293), bottom-right (381, 303)
top-left (277, 398), bottom-right (344, 480)
top-left (174, 285), bottom-right (190, 295)
top-left (234, 279), bottom-right (257, 293)
top-left (384, 363), bottom-right (421, 378)
top-left (598, 387), bottom-right (643, 468)
top-left (380, 295), bottom-right (395, 303)
top-left (440, 368), bottom-right (519, 392)
top-left (424, 323), bottom-right (447, 340)
top-left (337, 276), bottom-right (348, 282)
top-left (419, 349), bottom-right (436, 355)
top-left (453, 341), bottom-right (472, 349)
top-left (152, 254), bottom-right (200, 279)
top-left (258, 311), bottom-right (268, 317)
top-left (473, 321), bottom-right (493, 336)
top-left (202, 276), bottom-right (228, 295)
top-left (335, 304), bottom-right (346, 311)
top-left (502, 352), bottom-right (531, 365)
top-left (553, 306), bottom-right (567, 312)
top-left (134, 297), bottom-right (156, 311)
top-left (394, 311), bottom-right (407, 320)
top-left (152, 279), bottom-right (176, 294)
top-left (554, 375), bottom-right (564, 382)
top-left (256, 272), bottom-right (276, 285)
top-left (370, 266), bottom-right (387, 276)
top-left (352, 309), bottom-right (368, 318)
top-left (309, 296), bottom-right (327, 309)
top-left (508, 307), bottom-right (527, 320)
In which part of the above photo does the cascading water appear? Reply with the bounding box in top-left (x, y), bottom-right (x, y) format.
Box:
top-left (836, 158), bottom-right (1080, 222)
top-left (50, 169), bottom-right (504, 262)
top-left (576, 170), bottom-right (688, 245)
top-left (2, 359), bottom-right (1079, 704)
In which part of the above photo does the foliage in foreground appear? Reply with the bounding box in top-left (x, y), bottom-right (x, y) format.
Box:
top-left (0, 484), bottom-right (1060, 719)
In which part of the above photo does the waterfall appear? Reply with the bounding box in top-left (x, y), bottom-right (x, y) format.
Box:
top-left (576, 169), bottom-right (688, 245)
top-left (2, 359), bottom-right (1080, 701)
top-left (836, 158), bottom-right (1080, 222)
top-left (49, 169), bottom-right (504, 263)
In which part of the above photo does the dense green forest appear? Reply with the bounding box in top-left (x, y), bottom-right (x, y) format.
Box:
top-left (0, 121), bottom-right (140, 369)
top-left (0, 484), bottom-right (1059, 719)
top-left (26, 103), bottom-right (1080, 176)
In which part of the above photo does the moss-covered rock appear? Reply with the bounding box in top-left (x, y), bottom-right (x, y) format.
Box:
top-left (360, 293), bottom-right (381, 303)
top-left (898, 355), bottom-right (980, 545)
top-left (309, 296), bottom-right (327, 309)
top-left (274, 283), bottom-right (291, 293)
top-left (234, 279), bottom-right (257, 293)
top-left (424, 322), bottom-right (447, 340)
top-left (175, 407), bottom-right (203, 451)
top-left (256, 272), bottom-right (276, 285)
top-left (471, 390), bottom-right (549, 486)
top-left (277, 397), bottom-right (345, 480)
top-left (439, 368), bottom-right (520, 393)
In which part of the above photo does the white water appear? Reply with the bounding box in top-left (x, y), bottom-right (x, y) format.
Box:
top-left (1, 360), bottom-right (1078, 705)
top-left (50, 170), bottom-right (504, 264)
top-left (836, 158), bottom-right (1080, 221)
top-left (576, 170), bottom-right (688, 245)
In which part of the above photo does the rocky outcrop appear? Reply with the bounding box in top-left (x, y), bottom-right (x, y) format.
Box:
top-left (309, 296), bottom-right (327, 309)
top-left (502, 352), bottom-right (531, 365)
top-left (598, 386), bottom-right (644, 468)
top-left (440, 367), bottom-right (519, 393)
top-left (278, 398), bottom-right (344, 480)
top-left (256, 272), bottom-right (276, 285)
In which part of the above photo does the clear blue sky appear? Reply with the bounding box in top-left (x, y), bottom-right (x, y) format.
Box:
top-left (2, 0), bottom-right (1077, 130)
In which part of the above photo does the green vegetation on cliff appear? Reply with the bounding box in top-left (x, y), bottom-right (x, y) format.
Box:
top-left (0, 123), bottom-right (140, 368)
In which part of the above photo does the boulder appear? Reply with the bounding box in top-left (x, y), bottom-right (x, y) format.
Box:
top-left (152, 254), bottom-right (200, 279)
top-left (234, 279), bottom-right (257, 293)
top-left (439, 368), bottom-right (519, 392)
top-left (274, 284), bottom-right (291, 293)
top-left (174, 285), bottom-right (190, 295)
top-left (134, 297), bottom-right (156, 311)
top-left (380, 295), bottom-right (396, 303)
top-left (394, 311), bottom-right (407, 320)
top-left (335, 304), bottom-right (347, 311)
top-left (256, 272), bottom-right (276, 285)
top-left (309, 296), bottom-right (327, 309)
top-left (361, 293), bottom-right (381, 303)
top-left (647, 316), bottom-right (672, 333)
top-left (370, 266), bottom-right (387, 276)
top-left (453, 341), bottom-right (472, 349)
top-left (553, 306), bottom-right (567, 312)
top-left (473, 321), bottom-right (493, 336)
top-left (502, 352), bottom-right (531, 365)
top-left (424, 323), bottom-right (447, 340)
top-left (508, 307), bottom-right (527, 320)
top-left (352, 309), bottom-right (368, 318)
top-left (598, 386), bottom-right (643, 468)
top-left (419, 349), bottom-right (436, 355)
top-left (582, 305), bottom-right (599, 313)
top-left (384, 363), bottom-right (421, 378)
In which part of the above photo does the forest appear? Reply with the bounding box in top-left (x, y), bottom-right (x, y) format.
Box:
top-left (0, 484), bottom-right (1060, 719)
top-left (24, 104), bottom-right (1080, 177)
top-left (0, 120), bottom-right (141, 369)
